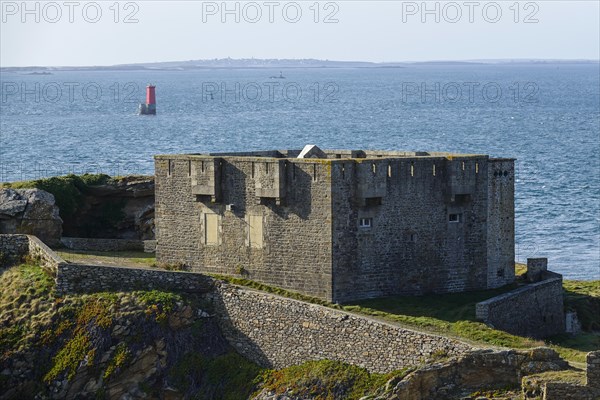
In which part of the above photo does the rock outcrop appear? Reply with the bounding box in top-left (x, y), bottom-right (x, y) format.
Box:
top-left (64, 176), bottom-right (155, 240)
top-left (0, 189), bottom-right (62, 246)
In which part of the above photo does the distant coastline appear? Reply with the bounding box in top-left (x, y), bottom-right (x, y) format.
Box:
top-left (1, 58), bottom-right (598, 72)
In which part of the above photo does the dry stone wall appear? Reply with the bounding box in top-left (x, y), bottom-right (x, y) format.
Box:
top-left (476, 272), bottom-right (564, 338)
top-left (60, 237), bottom-right (156, 253)
top-left (56, 264), bottom-right (213, 295)
top-left (211, 283), bottom-right (475, 373)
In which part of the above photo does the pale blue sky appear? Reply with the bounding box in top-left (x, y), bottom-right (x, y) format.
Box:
top-left (1, 1), bottom-right (599, 67)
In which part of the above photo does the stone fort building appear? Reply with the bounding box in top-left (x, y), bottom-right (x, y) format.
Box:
top-left (155, 146), bottom-right (515, 303)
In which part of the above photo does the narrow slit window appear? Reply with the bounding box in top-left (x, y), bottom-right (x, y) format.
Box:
top-left (432, 164), bottom-right (436, 176)
top-left (461, 161), bottom-right (465, 171)
top-left (341, 164), bottom-right (345, 179)
top-left (313, 164), bottom-right (317, 181)
top-left (265, 162), bottom-right (269, 174)
top-left (410, 162), bottom-right (414, 177)
top-left (201, 161), bottom-right (205, 173)
top-left (251, 162), bottom-right (255, 178)
top-left (475, 162), bottom-right (479, 174)
top-left (387, 164), bottom-right (392, 178)
top-left (168, 160), bottom-right (173, 177)
top-left (372, 163), bottom-right (376, 174)
top-left (188, 161), bottom-right (192, 177)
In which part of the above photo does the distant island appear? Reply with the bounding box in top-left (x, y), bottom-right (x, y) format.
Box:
top-left (1, 58), bottom-right (598, 73)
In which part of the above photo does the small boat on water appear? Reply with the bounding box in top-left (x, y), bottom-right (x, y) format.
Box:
top-left (269, 71), bottom-right (286, 79)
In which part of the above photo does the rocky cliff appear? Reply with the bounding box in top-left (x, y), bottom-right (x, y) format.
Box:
top-left (0, 175), bottom-right (155, 242)
top-left (0, 189), bottom-right (62, 246)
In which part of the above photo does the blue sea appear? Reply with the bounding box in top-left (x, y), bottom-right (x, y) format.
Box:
top-left (1, 64), bottom-right (599, 280)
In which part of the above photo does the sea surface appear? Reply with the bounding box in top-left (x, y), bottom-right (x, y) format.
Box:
top-left (1, 64), bottom-right (599, 280)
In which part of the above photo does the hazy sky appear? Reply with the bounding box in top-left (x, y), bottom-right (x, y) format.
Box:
top-left (1, 1), bottom-right (599, 67)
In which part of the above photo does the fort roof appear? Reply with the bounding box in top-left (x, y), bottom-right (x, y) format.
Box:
top-left (154, 146), bottom-right (510, 162)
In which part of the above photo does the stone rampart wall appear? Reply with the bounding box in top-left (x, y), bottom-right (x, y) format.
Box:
top-left (211, 283), bottom-right (475, 373)
top-left (476, 272), bottom-right (565, 338)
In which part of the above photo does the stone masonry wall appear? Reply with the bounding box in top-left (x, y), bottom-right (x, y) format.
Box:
top-left (28, 235), bottom-right (63, 276)
top-left (155, 156), bottom-right (334, 301)
top-left (541, 352), bottom-right (600, 400)
top-left (0, 234), bottom-right (29, 264)
top-left (331, 156), bottom-right (502, 301)
top-left (486, 159), bottom-right (516, 288)
top-left (476, 272), bottom-right (564, 338)
top-left (60, 237), bottom-right (155, 253)
top-left (0, 234), bottom-right (61, 274)
top-left (56, 263), bottom-right (213, 295)
top-left (211, 283), bottom-right (475, 373)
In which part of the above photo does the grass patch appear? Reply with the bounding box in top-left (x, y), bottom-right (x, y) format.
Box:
top-left (259, 360), bottom-right (410, 400)
top-left (169, 351), bottom-right (262, 400)
top-left (563, 280), bottom-right (600, 331)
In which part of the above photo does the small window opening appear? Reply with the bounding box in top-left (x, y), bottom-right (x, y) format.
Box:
top-left (497, 269), bottom-right (505, 278)
top-left (341, 164), bottom-right (345, 179)
top-left (265, 162), bottom-right (270, 174)
top-left (448, 213), bottom-right (462, 223)
top-left (461, 161), bottom-right (465, 171)
top-left (454, 194), bottom-right (471, 204)
top-left (168, 160), bottom-right (173, 177)
top-left (251, 162), bottom-right (255, 178)
top-left (475, 162), bottom-right (479, 174)
top-left (372, 163), bottom-right (377, 174)
top-left (432, 164), bottom-right (436, 176)
top-left (359, 218), bottom-right (372, 229)
top-left (365, 197), bottom-right (382, 207)
top-left (188, 161), bottom-right (192, 177)
top-left (409, 233), bottom-right (417, 243)
top-left (410, 162), bottom-right (414, 177)
top-left (201, 161), bottom-right (205, 173)
top-left (313, 164), bottom-right (317, 181)
top-left (336, 154), bottom-right (342, 159)
top-left (388, 164), bottom-right (392, 178)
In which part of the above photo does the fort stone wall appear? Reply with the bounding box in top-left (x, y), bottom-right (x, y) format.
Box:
top-left (486, 159), bottom-right (516, 288)
top-left (331, 156), bottom-right (495, 301)
top-left (155, 156), bottom-right (334, 301)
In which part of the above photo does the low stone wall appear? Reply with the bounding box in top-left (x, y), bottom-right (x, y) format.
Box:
top-left (28, 235), bottom-right (63, 276)
top-left (211, 283), bottom-right (475, 373)
top-left (0, 234), bottom-right (29, 265)
top-left (0, 234), bottom-right (62, 275)
top-left (56, 263), bottom-right (213, 295)
top-left (61, 237), bottom-right (155, 253)
top-left (542, 382), bottom-right (600, 400)
top-left (476, 272), bottom-right (565, 338)
top-left (536, 352), bottom-right (600, 400)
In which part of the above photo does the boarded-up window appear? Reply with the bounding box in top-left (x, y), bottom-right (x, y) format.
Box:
top-left (204, 213), bottom-right (219, 245)
top-left (248, 214), bottom-right (263, 248)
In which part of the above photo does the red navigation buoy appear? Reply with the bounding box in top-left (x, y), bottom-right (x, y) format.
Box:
top-left (139, 84), bottom-right (156, 115)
